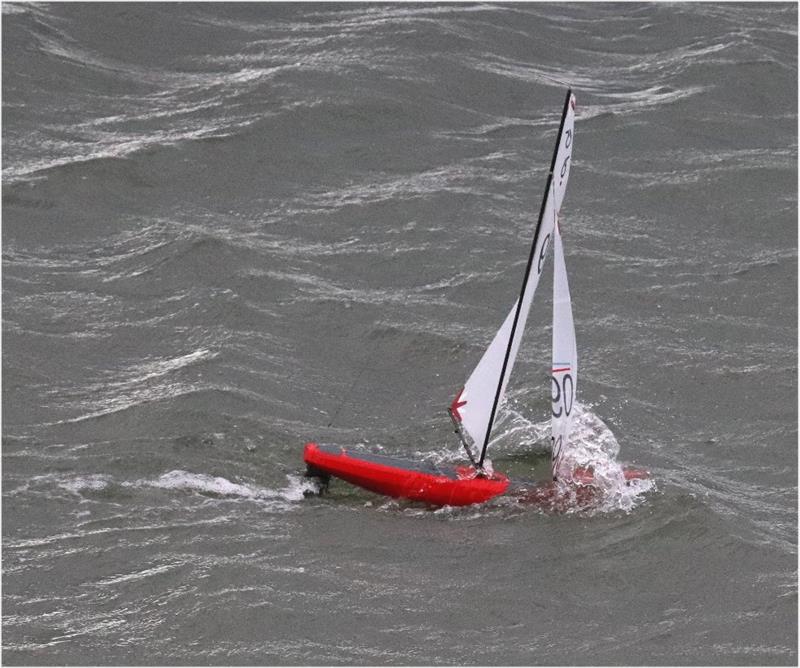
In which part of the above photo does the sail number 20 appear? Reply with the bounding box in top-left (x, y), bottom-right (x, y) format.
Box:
top-left (551, 373), bottom-right (574, 418)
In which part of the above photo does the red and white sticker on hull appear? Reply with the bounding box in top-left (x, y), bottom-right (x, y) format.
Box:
top-left (551, 216), bottom-right (578, 481)
top-left (452, 91), bottom-right (577, 459)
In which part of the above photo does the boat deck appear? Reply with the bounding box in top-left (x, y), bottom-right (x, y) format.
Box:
top-left (310, 443), bottom-right (461, 480)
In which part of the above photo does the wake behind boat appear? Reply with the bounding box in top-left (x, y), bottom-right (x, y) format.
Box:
top-left (303, 89), bottom-right (649, 507)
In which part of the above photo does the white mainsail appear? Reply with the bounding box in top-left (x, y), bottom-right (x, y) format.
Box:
top-left (550, 217), bottom-right (578, 480)
top-left (450, 91), bottom-right (576, 465)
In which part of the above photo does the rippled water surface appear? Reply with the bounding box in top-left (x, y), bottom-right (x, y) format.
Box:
top-left (2, 3), bottom-right (797, 665)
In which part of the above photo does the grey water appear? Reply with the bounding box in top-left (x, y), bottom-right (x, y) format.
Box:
top-left (2, 2), bottom-right (797, 665)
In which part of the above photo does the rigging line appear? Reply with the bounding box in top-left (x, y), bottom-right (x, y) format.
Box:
top-left (326, 272), bottom-right (417, 429)
top-left (535, 72), bottom-right (574, 89)
top-left (478, 88), bottom-right (572, 468)
top-left (326, 353), bottom-right (370, 428)
top-left (448, 406), bottom-right (479, 467)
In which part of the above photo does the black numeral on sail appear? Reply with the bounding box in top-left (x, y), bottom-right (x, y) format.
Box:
top-left (559, 130), bottom-right (572, 184)
top-left (552, 435), bottom-right (564, 468)
top-left (551, 373), bottom-right (574, 418)
top-left (537, 233), bottom-right (551, 275)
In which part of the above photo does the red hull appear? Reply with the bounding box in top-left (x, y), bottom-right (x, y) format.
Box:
top-left (573, 465), bottom-right (650, 484)
top-left (303, 442), bottom-right (510, 506)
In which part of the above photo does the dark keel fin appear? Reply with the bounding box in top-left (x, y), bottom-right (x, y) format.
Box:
top-left (304, 463), bottom-right (331, 496)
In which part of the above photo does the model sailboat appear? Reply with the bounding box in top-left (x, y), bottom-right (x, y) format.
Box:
top-left (446, 89), bottom-right (575, 478)
top-left (304, 89), bottom-right (646, 506)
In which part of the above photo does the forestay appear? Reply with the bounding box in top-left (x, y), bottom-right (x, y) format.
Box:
top-left (450, 90), bottom-right (577, 466)
top-left (550, 218), bottom-right (578, 480)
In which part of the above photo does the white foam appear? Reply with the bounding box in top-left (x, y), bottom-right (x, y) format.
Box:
top-left (145, 470), bottom-right (317, 503)
top-left (432, 402), bottom-right (654, 514)
top-left (556, 404), bottom-right (655, 514)
top-left (57, 474), bottom-right (112, 494)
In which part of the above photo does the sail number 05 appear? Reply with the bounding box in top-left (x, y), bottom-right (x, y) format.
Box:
top-left (551, 373), bottom-right (574, 418)
top-left (537, 233), bottom-right (551, 275)
top-left (558, 129), bottom-right (572, 185)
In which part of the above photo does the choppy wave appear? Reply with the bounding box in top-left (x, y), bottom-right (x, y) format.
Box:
top-left (5, 469), bottom-right (314, 512)
top-left (5, 2), bottom-right (794, 183)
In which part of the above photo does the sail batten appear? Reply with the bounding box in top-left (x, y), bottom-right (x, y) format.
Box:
top-left (450, 89), bottom-right (576, 466)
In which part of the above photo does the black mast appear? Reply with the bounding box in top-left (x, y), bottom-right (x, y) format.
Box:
top-left (477, 88), bottom-right (573, 468)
